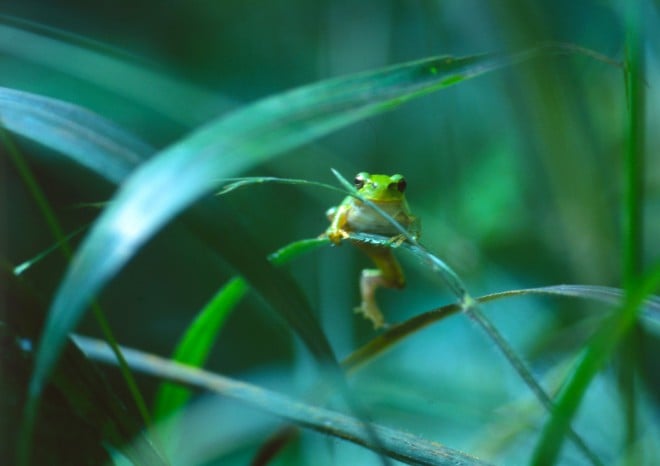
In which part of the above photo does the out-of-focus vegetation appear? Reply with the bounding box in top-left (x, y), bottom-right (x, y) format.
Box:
top-left (1, 1), bottom-right (659, 465)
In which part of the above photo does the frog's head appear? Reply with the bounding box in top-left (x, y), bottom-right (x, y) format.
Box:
top-left (354, 172), bottom-right (407, 202)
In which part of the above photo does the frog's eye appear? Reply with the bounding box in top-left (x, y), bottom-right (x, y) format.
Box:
top-left (354, 172), bottom-right (369, 190)
top-left (390, 174), bottom-right (407, 193)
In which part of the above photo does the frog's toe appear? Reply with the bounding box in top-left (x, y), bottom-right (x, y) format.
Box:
top-left (354, 303), bottom-right (386, 329)
top-left (387, 234), bottom-right (407, 247)
top-left (326, 229), bottom-right (349, 245)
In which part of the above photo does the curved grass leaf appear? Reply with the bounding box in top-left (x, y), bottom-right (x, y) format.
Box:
top-left (186, 216), bottom-right (393, 465)
top-left (0, 19), bottom-right (232, 126)
top-left (344, 282), bottom-right (660, 372)
top-left (255, 280), bottom-right (660, 463)
top-left (0, 87), bottom-right (152, 182)
top-left (153, 237), bottom-right (327, 420)
top-left (12, 223), bottom-right (89, 276)
top-left (620, 4), bottom-right (647, 460)
top-left (152, 278), bottom-right (248, 421)
top-left (26, 51), bottom-right (527, 401)
top-left (3, 127), bottom-right (159, 451)
top-left (1, 265), bottom-right (168, 466)
top-left (74, 335), bottom-right (492, 466)
top-left (151, 176), bottom-right (352, 420)
top-left (348, 233), bottom-right (603, 465)
top-left (531, 265), bottom-right (660, 465)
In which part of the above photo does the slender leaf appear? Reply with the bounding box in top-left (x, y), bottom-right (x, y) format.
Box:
top-left (622, 1), bottom-right (646, 288)
top-left (12, 224), bottom-right (88, 276)
top-left (152, 278), bottom-right (248, 421)
top-left (620, 1), bottom-right (647, 458)
top-left (2, 129), bottom-right (158, 450)
top-left (0, 86), bottom-right (152, 182)
top-left (0, 19), bottom-right (233, 126)
top-left (531, 265), bottom-right (660, 465)
top-left (255, 280), bottom-right (660, 463)
top-left (343, 283), bottom-right (660, 373)
top-left (153, 237), bottom-right (328, 420)
top-left (74, 335), bottom-right (492, 466)
top-left (347, 234), bottom-right (603, 465)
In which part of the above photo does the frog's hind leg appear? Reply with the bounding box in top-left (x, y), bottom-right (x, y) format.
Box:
top-left (355, 245), bottom-right (405, 329)
top-left (357, 270), bottom-right (388, 329)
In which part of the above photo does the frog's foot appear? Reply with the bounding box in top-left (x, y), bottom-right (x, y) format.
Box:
top-left (387, 234), bottom-right (407, 247)
top-left (357, 269), bottom-right (388, 329)
top-left (325, 228), bottom-right (350, 245)
top-left (354, 303), bottom-right (386, 329)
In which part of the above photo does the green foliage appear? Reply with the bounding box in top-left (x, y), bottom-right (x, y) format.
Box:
top-left (1, 2), bottom-right (659, 465)
top-left (22, 50), bottom-right (521, 411)
top-left (153, 236), bottom-right (328, 421)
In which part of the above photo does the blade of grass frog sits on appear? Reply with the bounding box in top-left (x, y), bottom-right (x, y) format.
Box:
top-left (325, 172), bottom-right (420, 329)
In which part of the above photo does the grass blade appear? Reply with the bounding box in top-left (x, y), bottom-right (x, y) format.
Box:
top-left (347, 232), bottom-right (602, 464)
top-left (620, 2), bottom-right (647, 459)
top-left (255, 279), bottom-right (660, 463)
top-left (0, 87), bottom-right (152, 182)
top-left (0, 18), bottom-right (233, 126)
top-left (152, 278), bottom-right (248, 421)
top-left (622, 0), bottom-right (646, 288)
top-left (153, 237), bottom-right (328, 420)
top-left (343, 283), bottom-right (660, 373)
top-left (2, 130), bottom-right (161, 458)
top-left (531, 266), bottom-right (660, 465)
top-left (531, 4), bottom-right (649, 463)
top-left (75, 335), bottom-right (493, 466)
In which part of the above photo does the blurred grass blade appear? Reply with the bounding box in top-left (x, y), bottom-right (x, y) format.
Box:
top-left (13, 223), bottom-right (89, 276)
top-left (0, 87), bottom-right (152, 182)
top-left (531, 4), bottom-right (649, 463)
top-left (27, 50), bottom-right (526, 400)
top-left (348, 233), bottom-right (601, 464)
top-left (0, 19), bottom-right (233, 126)
top-left (75, 335), bottom-right (492, 466)
top-left (531, 265), bottom-right (660, 465)
top-left (152, 277), bottom-right (248, 420)
top-left (153, 237), bottom-right (327, 420)
top-left (1, 266), bottom-right (169, 466)
top-left (344, 283), bottom-right (660, 373)
top-left (216, 175), bottom-right (346, 197)
top-left (622, 1), bottom-right (646, 288)
top-left (469, 284), bottom-right (660, 324)
top-left (255, 280), bottom-right (660, 463)
top-left (3, 113), bottom-right (161, 460)
top-left (620, 2), bottom-right (647, 460)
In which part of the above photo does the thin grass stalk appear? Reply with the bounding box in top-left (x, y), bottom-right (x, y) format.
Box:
top-left (620, 1), bottom-right (647, 461)
top-left (623, 0), bottom-right (645, 290)
top-left (75, 335), bottom-right (494, 466)
top-left (0, 130), bottom-right (158, 461)
top-left (530, 266), bottom-right (660, 465)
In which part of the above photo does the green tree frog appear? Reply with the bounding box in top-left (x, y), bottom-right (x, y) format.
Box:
top-left (325, 172), bottom-right (420, 329)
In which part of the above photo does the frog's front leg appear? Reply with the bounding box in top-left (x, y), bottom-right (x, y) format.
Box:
top-left (325, 205), bottom-right (351, 244)
top-left (354, 243), bottom-right (405, 329)
top-left (386, 215), bottom-right (421, 247)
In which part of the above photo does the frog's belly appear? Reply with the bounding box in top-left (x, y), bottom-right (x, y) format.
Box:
top-left (345, 202), bottom-right (410, 236)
